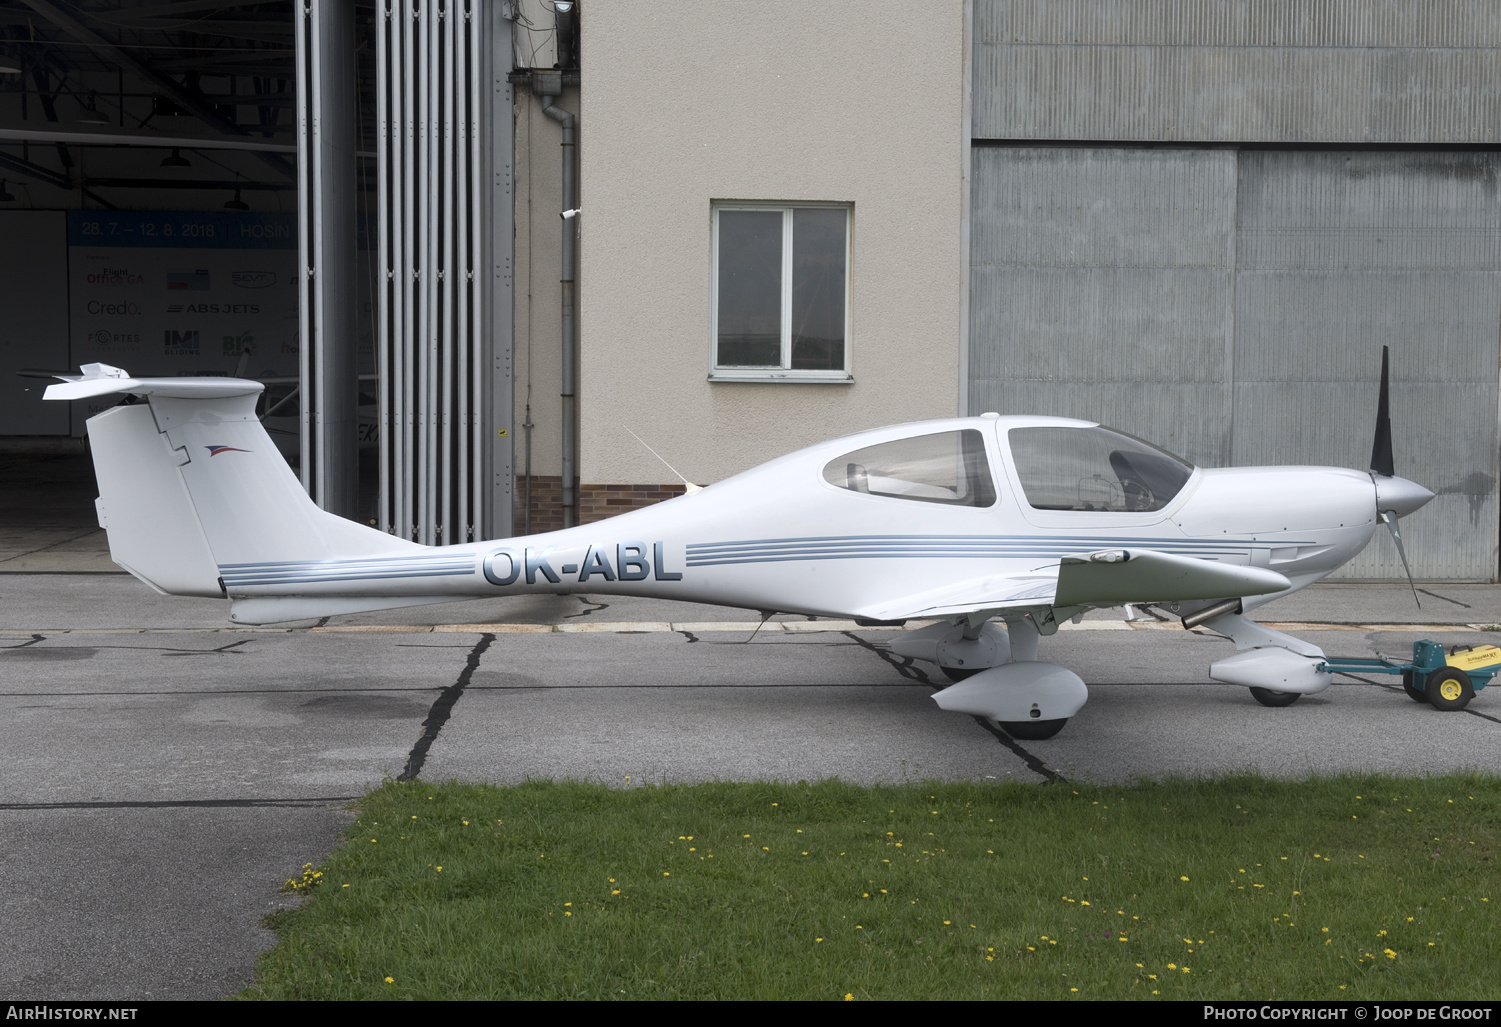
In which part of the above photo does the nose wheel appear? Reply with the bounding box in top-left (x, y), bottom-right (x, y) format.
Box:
top-left (1249, 687), bottom-right (1301, 708)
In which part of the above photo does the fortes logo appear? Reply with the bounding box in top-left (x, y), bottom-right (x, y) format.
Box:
top-left (167, 270), bottom-right (210, 291)
top-left (87, 267), bottom-right (144, 286)
top-left (164, 329), bottom-right (200, 355)
top-left (92, 329), bottom-right (141, 346)
top-left (231, 272), bottom-right (275, 289)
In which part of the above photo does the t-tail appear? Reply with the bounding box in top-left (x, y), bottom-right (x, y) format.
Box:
top-left (45, 364), bottom-right (438, 623)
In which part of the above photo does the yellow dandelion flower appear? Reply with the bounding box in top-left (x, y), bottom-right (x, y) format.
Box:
top-left (844, 994), bottom-right (853, 1001)
top-left (385, 977), bottom-right (394, 984)
top-left (1180, 876), bottom-right (1189, 882)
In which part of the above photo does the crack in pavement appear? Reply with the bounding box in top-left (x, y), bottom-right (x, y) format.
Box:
top-left (397, 633), bottom-right (494, 782)
top-left (840, 631), bottom-right (1063, 784)
top-left (565, 595), bottom-right (609, 618)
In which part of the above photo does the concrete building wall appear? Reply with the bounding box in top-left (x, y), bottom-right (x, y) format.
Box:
top-left (574, 0), bottom-right (967, 488)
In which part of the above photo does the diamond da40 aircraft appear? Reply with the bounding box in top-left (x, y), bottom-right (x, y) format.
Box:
top-left (46, 351), bottom-right (1433, 739)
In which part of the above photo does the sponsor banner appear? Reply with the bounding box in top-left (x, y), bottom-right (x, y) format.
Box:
top-left (67, 210), bottom-right (295, 250)
top-left (67, 211), bottom-right (299, 435)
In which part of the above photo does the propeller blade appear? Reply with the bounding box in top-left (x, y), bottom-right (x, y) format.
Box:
top-left (1379, 510), bottom-right (1421, 608)
top-left (1370, 345), bottom-right (1395, 477)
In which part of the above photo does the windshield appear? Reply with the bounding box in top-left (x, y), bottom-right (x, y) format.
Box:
top-left (1008, 426), bottom-right (1193, 512)
top-left (823, 429), bottom-right (996, 507)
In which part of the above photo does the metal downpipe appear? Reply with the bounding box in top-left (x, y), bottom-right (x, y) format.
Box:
top-left (539, 91), bottom-right (576, 528)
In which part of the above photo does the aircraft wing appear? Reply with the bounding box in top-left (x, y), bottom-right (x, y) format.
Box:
top-left (853, 548), bottom-right (1291, 622)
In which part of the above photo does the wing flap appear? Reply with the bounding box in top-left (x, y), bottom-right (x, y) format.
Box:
top-left (852, 568), bottom-right (1060, 622)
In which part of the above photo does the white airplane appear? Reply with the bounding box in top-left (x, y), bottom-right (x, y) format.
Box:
top-left (45, 352), bottom-right (1433, 740)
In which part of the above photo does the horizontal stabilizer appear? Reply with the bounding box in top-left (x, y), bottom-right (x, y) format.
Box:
top-left (1055, 549), bottom-right (1289, 607)
top-left (44, 363), bottom-right (264, 402)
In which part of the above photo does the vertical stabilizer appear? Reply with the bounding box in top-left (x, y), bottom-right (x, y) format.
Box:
top-left (87, 402), bottom-right (222, 596)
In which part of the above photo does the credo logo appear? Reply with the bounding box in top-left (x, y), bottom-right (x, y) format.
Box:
top-left (87, 299), bottom-right (141, 316)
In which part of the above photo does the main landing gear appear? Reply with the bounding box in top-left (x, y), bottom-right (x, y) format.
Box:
top-left (896, 618), bottom-right (1087, 740)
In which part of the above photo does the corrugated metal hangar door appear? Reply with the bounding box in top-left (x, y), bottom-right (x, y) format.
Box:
top-left (970, 146), bottom-right (1501, 581)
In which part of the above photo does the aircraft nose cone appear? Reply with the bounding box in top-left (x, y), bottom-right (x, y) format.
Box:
top-left (1374, 475), bottom-right (1435, 518)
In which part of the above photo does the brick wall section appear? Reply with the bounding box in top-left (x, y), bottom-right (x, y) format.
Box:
top-left (579, 483), bottom-right (688, 524)
top-left (513, 475), bottom-right (687, 534)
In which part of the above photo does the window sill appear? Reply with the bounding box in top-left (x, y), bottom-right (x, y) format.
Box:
top-left (708, 372), bottom-right (854, 384)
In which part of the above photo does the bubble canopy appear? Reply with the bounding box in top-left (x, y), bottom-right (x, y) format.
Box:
top-left (1007, 425), bottom-right (1194, 513)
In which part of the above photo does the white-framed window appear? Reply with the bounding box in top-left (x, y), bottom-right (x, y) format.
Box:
top-left (710, 202), bottom-right (851, 382)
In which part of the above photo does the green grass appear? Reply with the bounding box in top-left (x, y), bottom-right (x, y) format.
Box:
top-left (241, 775), bottom-right (1500, 1000)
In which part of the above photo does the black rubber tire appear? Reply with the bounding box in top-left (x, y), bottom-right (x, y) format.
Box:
top-left (998, 718), bottom-right (1067, 740)
top-left (1249, 687), bottom-right (1302, 708)
top-left (1402, 670), bottom-right (1427, 703)
top-left (1426, 667), bottom-right (1474, 711)
top-left (940, 665), bottom-right (984, 682)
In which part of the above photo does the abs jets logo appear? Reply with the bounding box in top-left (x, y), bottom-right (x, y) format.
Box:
top-left (483, 542), bottom-right (683, 586)
top-left (205, 446), bottom-right (251, 456)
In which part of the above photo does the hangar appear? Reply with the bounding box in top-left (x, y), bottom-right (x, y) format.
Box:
top-left (1, 0), bottom-right (1496, 582)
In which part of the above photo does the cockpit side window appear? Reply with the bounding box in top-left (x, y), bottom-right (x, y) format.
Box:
top-left (823, 429), bottom-right (997, 507)
top-left (1008, 426), bottom-right (1193, 512)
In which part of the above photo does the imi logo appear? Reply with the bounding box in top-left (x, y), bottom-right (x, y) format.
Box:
top-left (164, 329), bottom-right (200, 355)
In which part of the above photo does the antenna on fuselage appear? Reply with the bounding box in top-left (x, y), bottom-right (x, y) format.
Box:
top-left (624, 426), bottom-right (702, 494)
